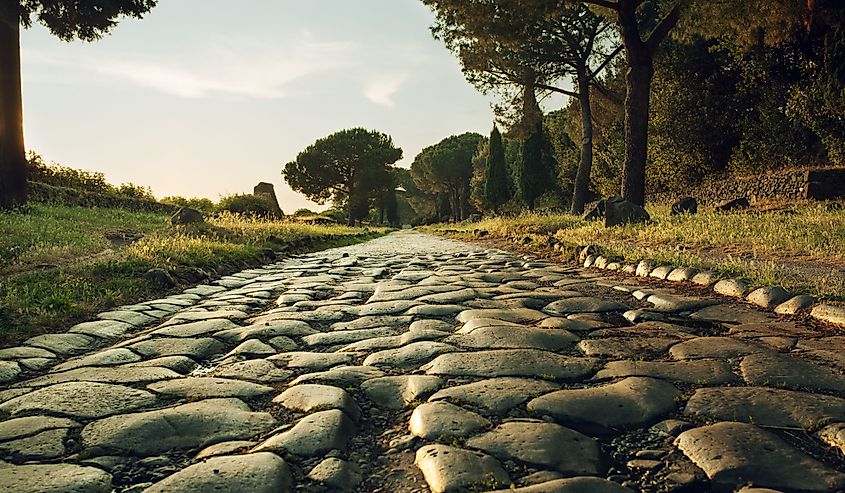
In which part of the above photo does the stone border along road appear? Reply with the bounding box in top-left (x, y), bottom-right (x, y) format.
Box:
top-left (0, 230), bottom-right (844, 493)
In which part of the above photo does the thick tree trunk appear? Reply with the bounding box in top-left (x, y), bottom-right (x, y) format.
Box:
top-left (621, 62), bottom-right (652, 207)
top-left (0, 0), bottom-right (27, 209)
top-left (346, 181), bottom-right (355, 226)
top-left (570, 69), bottom-right (594, 215)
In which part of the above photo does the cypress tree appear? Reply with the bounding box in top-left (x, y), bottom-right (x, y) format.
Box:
top-left (483, 126), bottom-right (510, 213)
top-left (518, 120), bottom-right (545, 210)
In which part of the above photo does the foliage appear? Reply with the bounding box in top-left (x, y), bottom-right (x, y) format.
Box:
top-left (411, 133), bottom-right (484, 222)
top-left (160, 196), bottom-right (215, 212)
top-left (283, 128), bottom-right (402, 225)
top-left (19, 0), bottom-right (158, 41)
top-left (292, 208), bottom-right (317, 216)
top-left (216, 194), bottom-right (278, 217)
top-left (483, 126), bottom-right (511, 212)
top-left (27, 152), bottom-right (154, 201)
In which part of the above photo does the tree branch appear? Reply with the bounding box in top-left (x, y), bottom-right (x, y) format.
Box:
top-left (645, 2), bottom-right (682, 54)
top-left (583, 0), bottom-right (620, 9)
top-left (587, 44), bottom-right (623, 81)
top-left (535, 82), bottom-right (578, 98)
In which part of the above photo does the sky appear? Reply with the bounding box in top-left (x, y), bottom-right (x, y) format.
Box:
top-left (19, 0), bottom-right (498, 212)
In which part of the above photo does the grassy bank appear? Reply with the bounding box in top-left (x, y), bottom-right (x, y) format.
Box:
top-left (423, 202), bottom-right (845, 299)
top-left (0, 204), bottom-right (389, 342)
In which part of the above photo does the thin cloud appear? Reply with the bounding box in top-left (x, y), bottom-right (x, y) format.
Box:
top-left (364, 73), bottom-right (409, 107)
top-left (24, 33), bottom-right (359, 99)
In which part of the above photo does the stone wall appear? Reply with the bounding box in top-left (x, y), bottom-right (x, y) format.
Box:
top-left (648, 167), bottom-right (845, 205)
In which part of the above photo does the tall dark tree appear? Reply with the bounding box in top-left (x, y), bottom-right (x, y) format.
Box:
top-left (483, 126), bottom-right (510, 213)
top-left (411, 132), bottom-right (483, 222)
top-left (283, 128), bottom-right (402, 226)
top-left (0, 0), bottom-right (157, 209)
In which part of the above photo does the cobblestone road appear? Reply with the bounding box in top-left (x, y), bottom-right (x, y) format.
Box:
top-left (1, 231), bottom-right (844, 493)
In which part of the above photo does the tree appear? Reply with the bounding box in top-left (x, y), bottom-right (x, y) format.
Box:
top-left (1, 0), bottom-right (157, 209)
top-left (483, 126), bottom-right (510, 212)
top-left (283, 128), bottom-right (402, 226)
top-left (411, 132), bottom-right (484, 222)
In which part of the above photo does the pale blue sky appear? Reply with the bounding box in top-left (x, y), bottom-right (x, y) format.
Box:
top-left (20, 0), bottom-right (497, 211)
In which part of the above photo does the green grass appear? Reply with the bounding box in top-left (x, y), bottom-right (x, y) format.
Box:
top-left (423, 201), bottom-right (845, 299)
top-left (0, 205), bottom-right (389, 342)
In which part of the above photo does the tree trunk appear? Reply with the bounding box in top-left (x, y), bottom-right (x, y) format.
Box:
top-left (0, 0), bottom-right (27, 209)
top-left (346, 181), bottom-right (355, 226)
top-left (621, 62), bottom-right (652, 207)
top-left (570, 68), bottom-right (594, 215)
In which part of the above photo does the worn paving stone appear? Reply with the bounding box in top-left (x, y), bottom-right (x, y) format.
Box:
top-left (0, 462), bottom-right (112, 493)
top-left (361, 375), bottom-right (444, 409)
top-left (0, 360), bottom-right (21, 383)
top-left (143, 452), bottom-right (292, 493)
top-left (253, 409), bottom-right (355, 456)
top-left (689, 304), bottom-right (773, 325)
top-left (0, 415), bottom-right (78, 442)
top-left (740, 351), bottom-right (845, 393)
top-left (0, 346), bottom-right (56, 360)
top-left (214, 320), bottom-right (317, 342)
top-left (151, 318), bottom-right (239, 337)
top-left (341, 329), bottom-right (450, 352)
top-left (487, 477), bottom-right (634, 493)
top-left (0, 427), bottom-right (68, 459)
top-left (669, 337), bottom-right (768, 360)
top-left (98, 310), bottom-right (156, 326)
top-left (456, 308), bottom-right (548, 324)
top-left (685, 386), bottom-right (845, 428)
top-left (409, 401), bottom-right (491, 440)
top-left (527, 377), bottom-right (680, 434)
top-left (302, 327), bottom-right (398, 347)
top-left (363, 341), bottom-right (458, 368)
top-left (289, 365), bottom-right (386, 387)
top-left (578, 336), bottom-right (678, 359)
top-left (127, 337), bottom-right (226, 360)
top-left (147, 377), bottom-right (275, 400)
top-left (307, 457), bottom-right (362, 491)
top-left (24, 333), bottom-right (94, 355)
top-left (0, 381), bottom-right (156, 419)
top-left (125, 355), bottom-right (198, 374)
top-left (466, 421), bottom-right (602, 475)
top-left (273, 384), bottom-right (360, 421)
top-left (645, 293), bottom-right (717, 312)
top-left (594, 359), bottom-right (739, 385)
top-left (543, 297), bottom-right (630, 315)
top-left (211, 359), bottom-right (292, 384)
top-left (20, 365), bottom-right (180, 388)
top-left (448, 325), bottom-right (578, 351)
top-left (223, 339), bottom-right (276, 359)
top-left (54, 348), bottom-right (142, 372)
top-left (728, 321), bottom-right (815, 338)
top-left (428, 377), bottom-right (559, 415)
top-left (423, 349), bottom-right (597, 381)
top-left (69, 320), bottom-right (133, 339)
top-left (676, 421), bottom-right (845, 492)
top-left (194, 440), bottom-right (256, 459)
top-left (81, 398), bottom-right (275, 456)
top-left (818, 423), bottom-right (845, 454)
top-left (538, 317), bottom-right (608, 331)
top-left (414, 444), bottom-right (510, 493)
top-left (268, 351), bottom-right (357, 370)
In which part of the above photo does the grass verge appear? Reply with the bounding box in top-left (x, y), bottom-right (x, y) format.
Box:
top-left (0, 204), bottom-right (389, 343)
top-left (422, 201), bottom-right (845, 300)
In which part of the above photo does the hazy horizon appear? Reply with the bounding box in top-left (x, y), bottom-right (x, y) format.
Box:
top-left (20, 0), bottom-right (497, 212)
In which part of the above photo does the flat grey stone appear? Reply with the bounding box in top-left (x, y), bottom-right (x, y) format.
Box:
top-left (69, 320), bottom-right (133, 339)
top-left (341, 329), bottom-right (449, 352)
top-left (746, 286), bottom-right (790, 309)
top-left (344, 300), bottom-right (420, 317)
top-left (423, 350), bottom-right (597, 381)
top-left (418, 288), bottom-right (487, 304)
top-left (362, 375), bottom-right (444, 409)
top-left (466, 421), bottom-right (601, 475)
top-left (539, 317), bottom-right (610, 331)
top-left (307, 458), bottom-right (361, 491)
top-left (622, 309), bottom-right (667, 323)
top-left (646, 293), bottom-right (716, 312)
top-left (810, 303), bottom-right (845, 327)
top-left (415, 444), bottom-right (509, 493)
top-left (54, 348), bottom-right (142, 372)
top-left (273, 384), bottom-right (360, 421)
top-left (690, 304), bottom-right (773, 325)
top-left (713, 278), bottom-right (749, 297)
top-left (363, 341), bottom-right (458, 368)
top-left (740, 351), bottom-right (845, 392)
top-left (268, 351), bottom-right (357, 370)
top-left (0, 415), bottom-right (78, 442)
top-left (0, 360), bottom-right (21, 383)
top-left (21, 365), bottom-right (179, 388)
top-left (0, 463), bottom-right (112, 493)
top-left (24, 333), bottom-right (94, 355)
top-left (429, 378), bottom-right (559, 415)
top-left (527, 377), bottom-right (680, 434)
top-left (676, 422), bottom-right (845, 492)
top-left (774, 295), bottom-right (815, 315)
top-left (98, 310), bottom-right (156, 326)
top-left (456, 308), bottom-right (547, 324)
top-left (669, 337), bottom-right (768, 360)
top-left (667, 267), bottom-right (699, 282)
top-left (819, 423), bottom-right (845, 454)
top-left (128, 337), bottom-right (226, 359)
top-left (406, 304), bottom-right (465, 317)
top-left (0, 346), bottom-right (56, 360)
top-left (543, 297), bottom-right (629, 315)
top-left (214, 320), bottom-right (317, 343)
top-left (223, 339), bottom-right (276, 359)
top-left (253, 409), bottom-right (355, 456)
top-left (289, 365), bottom-right (385, 387)
top-left (410, 320), bottom-right (454, 332)
top-left (194, 440), bottom-right (256, 459)
top-left (302, 327), bottom-right (398, 346)
top-left (578, 336), bottom-right (678, 359)
top-left (147, 377), bottom-right (274, 400)
top-left (211, 359), bottom-right (292, 384)
top-left (0, 382), bottom-right (156, 419)
top-left (331, 315), bottom-right (413, 331)
top-left (487, 477), bottom-right (634, 493)
top-left (167, 309), bottom-right (248, 323)
top-left (125, 355), bottom-right (198, 374)
top-left (151, 319), bottom-right (239, 337)
top-left (594, 359), bottom-right (739, 385)
top-left (409, 401), bottom-right (491, 440)
top-left (728, 321), bottom-right (814, 338)
top-left (0, 427), bottom-right (68, 459)
top-left (144, 452), bottom-right (291, 493)
top-left (82, 398), bottom-right (275, 456)
top-left (685, 386), bottom-right (845, 429)
top-left (448, 325), bottom-right (578, 351)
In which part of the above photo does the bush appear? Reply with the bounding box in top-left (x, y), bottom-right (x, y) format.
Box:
top-left (161, 196), bottom-right (215, 212)
top-left (217, 194), bottom-right (277, 217)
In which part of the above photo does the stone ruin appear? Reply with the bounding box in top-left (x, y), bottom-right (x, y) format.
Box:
top-left (254, 182), bottom-right (284, 218)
